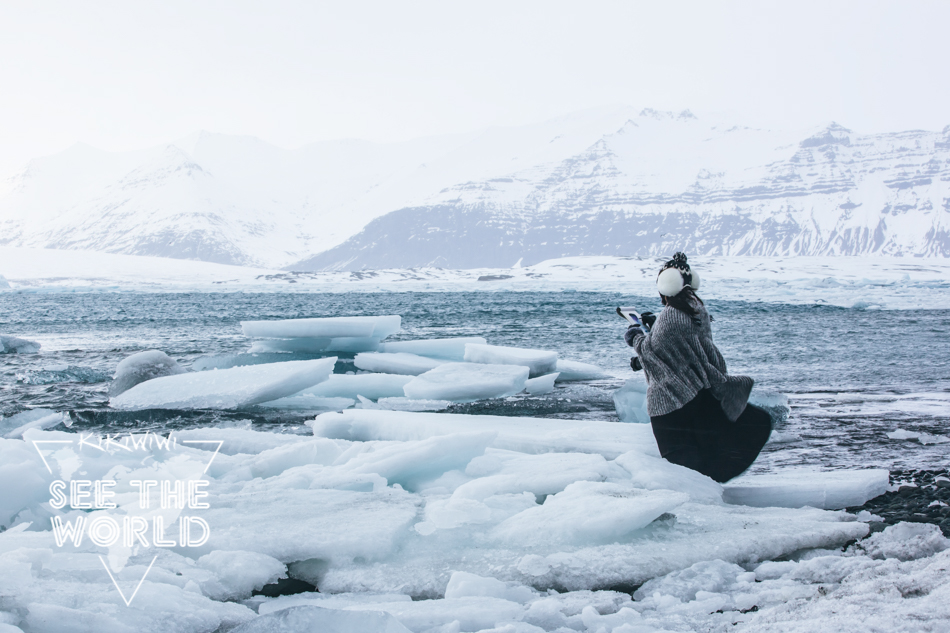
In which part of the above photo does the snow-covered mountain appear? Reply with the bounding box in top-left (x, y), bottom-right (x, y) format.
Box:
top-left (2, 108), bottom-right (948, 269)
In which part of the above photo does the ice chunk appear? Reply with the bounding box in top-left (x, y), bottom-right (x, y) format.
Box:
top-left (614, 451), bottom-right (723, 503)
top-left (524, 373), bottom-right (558, 395)
top-left (853, 522), bottom-right (950, 561)
top-left (230, 605), bottom-right (412, 633)
top-left (554, 359), bottom-right (609, 381)
top-left (16, 365), bottom-right (110, 385)
top-left (259, 395), bottom-right (355, 411)
top-left (375, 398), bottom-right (452, 412)
top-left (444, 571), bottom-right (537, 603)
top-left (247, 337), bottom-right (382, 353)
top-left (453, 451), bottom-right (613, 501)
top-left (463, 344), bottom-right (557, 378)
top-left (0, 335), bottom-right (40, 354)
top-left (192, 352), bottom-right (326, 371)
top-left (748, 389), bottom-right (791, 427)
top-left (723, 469), bottom-right (890, 509)
top-left (613, 378), bottom-right (650, 423)
top-left (241, 316), bottom-right (401, 340)
top-left (247, 339), bottom-right (332, 353)
top-left (354, 352), bottom-right (447, 376)
top-left (299, 374), bottom-right (413, 400)
top-left (108, 349), bottom-right (187, 396)
top-left (196, 550), bottom-right (286, 600)
top-left (403, 363), bottom-right (529, 402)
top-left (309, 410), bottom-right (660, 459)
top-left (0, 409), bottom-right (68, 439)
top-left (378, 337), bottom-right (488, 361)
top-left (492, 481), bottom-right (689, 545)
top-left (886, 429), bottom-right (950, 445)
top-left (338, 431), bottom-right (495, 491)
top-left (110, 358), bottom-right (337, 410)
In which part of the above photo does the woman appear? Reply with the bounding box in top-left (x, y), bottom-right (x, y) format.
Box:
top-left (624, 252), bottom-right (771, 483)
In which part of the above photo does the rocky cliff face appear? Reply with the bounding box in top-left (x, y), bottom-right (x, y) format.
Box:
top-left (2, 109), bottom-right (948, 269)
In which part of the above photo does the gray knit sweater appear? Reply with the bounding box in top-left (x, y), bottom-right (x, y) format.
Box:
top-left (630, 299), bottom-right (753, 421)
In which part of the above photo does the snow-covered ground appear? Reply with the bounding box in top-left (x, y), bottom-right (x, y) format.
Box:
top-left (2, 247), bottom-right (949, 309)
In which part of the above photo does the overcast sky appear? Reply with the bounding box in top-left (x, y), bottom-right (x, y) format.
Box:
top-left (1, 0), bottom-right (948, 176)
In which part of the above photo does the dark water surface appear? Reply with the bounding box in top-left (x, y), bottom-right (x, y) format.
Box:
top-left (2, 292), bottom-right (948, 471)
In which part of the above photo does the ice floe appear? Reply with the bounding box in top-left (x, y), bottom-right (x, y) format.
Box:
top-left (354, 352), bottom-right (447, 376)
top-left (723, 469), bottom-right (890, 510)
top-left (378, 337), bottom-right (488, 361)
top-left (463, 344), bottom-right (558, 378)
top-left (553, 359), bottom-right (609, 381)
top-left (110, 357), bottom-right (337, 410)
top-left (403, 363), bottom-right (529, 402)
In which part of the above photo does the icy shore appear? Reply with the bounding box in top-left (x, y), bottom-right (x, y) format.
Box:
top-left (1, 411), bottom-right (946, 632)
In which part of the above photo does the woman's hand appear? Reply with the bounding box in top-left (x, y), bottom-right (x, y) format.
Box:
top-left (624, 324), bottom-right (643, 347)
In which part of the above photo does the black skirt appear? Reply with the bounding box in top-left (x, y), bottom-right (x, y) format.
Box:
top-left (650, 388), bottom-right (772, 483)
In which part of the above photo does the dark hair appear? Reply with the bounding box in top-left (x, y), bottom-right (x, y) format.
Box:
top-left (661, 286), bottom-right (704, 322)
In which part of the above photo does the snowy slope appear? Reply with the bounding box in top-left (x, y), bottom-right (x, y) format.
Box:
top-left (2, 108), bottom-right (948, 269)
top-left (296, 113), bottom-right (950, 270)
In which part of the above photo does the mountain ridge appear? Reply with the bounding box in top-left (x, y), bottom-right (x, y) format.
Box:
top-left (2, 108), bottom-right (947, 269)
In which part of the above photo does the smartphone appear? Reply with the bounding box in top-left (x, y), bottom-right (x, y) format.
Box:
top-left (616, 306), bottom-right (642, 327)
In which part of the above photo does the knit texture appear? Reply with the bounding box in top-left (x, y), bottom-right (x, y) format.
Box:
top-left (631, 299), bottom-right (753, 421)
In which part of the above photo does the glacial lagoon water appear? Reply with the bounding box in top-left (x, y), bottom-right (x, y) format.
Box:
top-left (2, 291), bottom-right (948, 473)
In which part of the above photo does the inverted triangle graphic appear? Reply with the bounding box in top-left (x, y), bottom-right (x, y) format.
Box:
top-left (179, 440), bottom-right (224, 473)
top-left (99, 555), bottom-right (157, 607)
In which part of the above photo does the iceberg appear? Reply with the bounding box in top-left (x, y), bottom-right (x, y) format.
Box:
top-left (0, 335), bottom-right (40, 354)
top-left (463, 343), bottom-right (558, 378)
top-left (378, 337), bottom-right (488, 361)
top-left (555, 359), bottom-right (609, 381)
top-left (403, 363), bottom-right (529, 402)
top-left (109, 349), bottom-right (187, 396)
top-left (613, 378), bottom-right (650, 423)
top-left (241, 316), bottom-right (401, 340)
top-left (110, 358), bottom-right (337, 410)
top-left (524, 372), bottom-right (558, 395)
top-left (723, 469), bottom-right (890, 509)
top-left (354, 352), bottom-right (447, 376)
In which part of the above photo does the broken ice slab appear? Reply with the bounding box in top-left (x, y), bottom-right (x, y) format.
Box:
top-left (377, 337), bottom-right (488, 361)
top-left (301, 373), bottom-right (413, 400)
top-left (524, 372), bottom-right (558, 395)
top-left (309, 409), bottom-right (660, 459)
top-left (463, 343), bottom-right (557, 378)
top-left (723, 469), bottom-right (890, 510)
top-left (554, 359), bottom-right (609, 381)
top-left (492, 481), bottom-right (690, 546)
top-left (613, 378), bottom-right (650, 424)
top-left (110, 357), bottom-right (337, 410)
top-left (403, 363), bottom-right (529, 402)
top-left (247, 338), bottom-right (333, 353)
top-left (241, 316), bottom-right (401, 340)
top-left (354, 352), bottom-right (448, 376)
top-left (259, 395), bottom-right (355, 411)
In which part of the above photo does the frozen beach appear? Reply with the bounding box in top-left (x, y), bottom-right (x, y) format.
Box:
top-left (1, 287), bottom-right (948, 633)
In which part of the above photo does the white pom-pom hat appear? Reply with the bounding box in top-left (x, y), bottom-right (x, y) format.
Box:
top-left (656, 252), bottom-right (700, 297)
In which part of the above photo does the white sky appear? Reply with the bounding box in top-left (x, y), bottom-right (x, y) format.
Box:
top-left (1, 0), bottom-right (948, 177)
